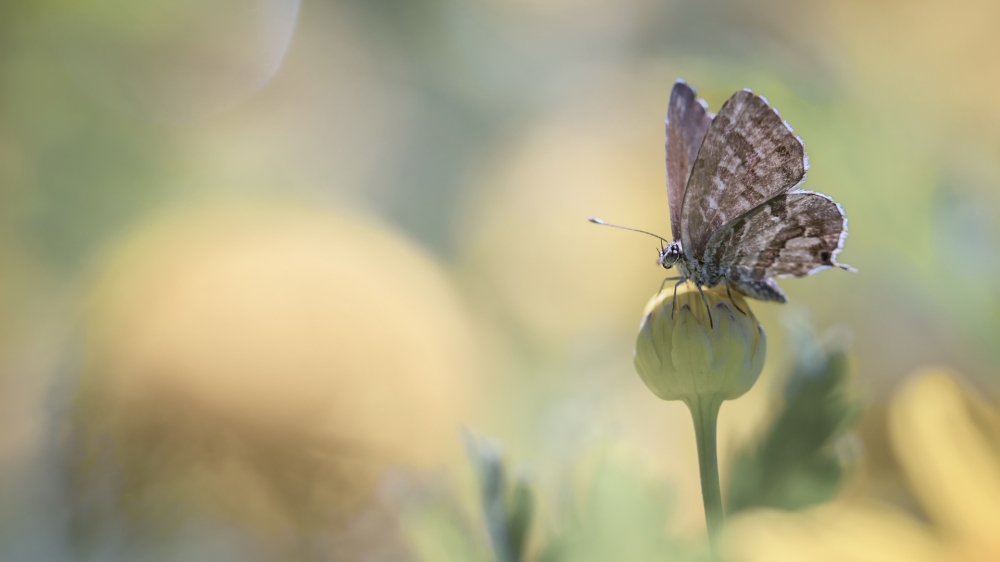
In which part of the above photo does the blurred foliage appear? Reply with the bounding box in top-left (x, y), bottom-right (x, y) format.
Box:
top-left (721, 369), bottom-right (1000, 562)
top-left (410, 432), bottom-right (710, 562)
top-left (464, 431), bottom-right (535, 562)
top-left (726, 323), bottom-right (859, 514)
top-left (536, 457), bottom-right (709, 562)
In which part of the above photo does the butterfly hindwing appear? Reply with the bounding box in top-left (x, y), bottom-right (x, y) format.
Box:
top-left (707, 191), bottom-right (849, 285)
top-left (666, 80), bottom-right (713, 242)
top-left (680, 90), bottom-right (807, 260)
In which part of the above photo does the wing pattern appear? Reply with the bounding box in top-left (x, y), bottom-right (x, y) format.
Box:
top-left (680, 90), bottom-right (807, 259)
top-left (665, 80), bottom-right (713, 241)
top-left (707, 191), bottom-right (849, 283)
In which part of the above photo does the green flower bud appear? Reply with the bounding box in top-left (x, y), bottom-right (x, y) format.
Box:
top-left (634, 282), bottom-right (766, 403)
top-left (633, 282), bottom-right (767, 539)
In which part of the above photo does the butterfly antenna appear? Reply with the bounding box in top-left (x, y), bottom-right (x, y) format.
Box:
top-left (588, 218), bottom-right (670, 245)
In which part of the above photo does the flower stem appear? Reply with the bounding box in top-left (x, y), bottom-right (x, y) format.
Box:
top-left (686, 395), bottom-right (724, 540)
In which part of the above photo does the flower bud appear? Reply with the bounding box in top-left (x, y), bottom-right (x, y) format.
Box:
top-left (634, 282), bottom-right (766, 403)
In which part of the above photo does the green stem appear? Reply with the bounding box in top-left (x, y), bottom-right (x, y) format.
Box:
top-left (686, 396), bottom-right (724, 540)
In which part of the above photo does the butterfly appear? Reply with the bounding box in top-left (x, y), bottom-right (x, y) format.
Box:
top-left (591, 80), bottom-right (853, 322)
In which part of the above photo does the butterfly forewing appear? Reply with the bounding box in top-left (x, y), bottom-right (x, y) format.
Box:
top-left (680, 90), bottom-right (807, 260)
top-left (666, 81), bottom-right (713, 242)
top-left (707, 191), bottom-right (849, 282)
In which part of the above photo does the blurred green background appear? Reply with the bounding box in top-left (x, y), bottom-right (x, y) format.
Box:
top-left (2, 0), bottom-right (1000, 560)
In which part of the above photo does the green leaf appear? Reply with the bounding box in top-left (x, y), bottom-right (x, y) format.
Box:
top-left (506, 478), bottom-right (534, 562)
top-left (725, 323), bottom-right (860, 514)
top-left (463, 429), bottom-right (536, 562)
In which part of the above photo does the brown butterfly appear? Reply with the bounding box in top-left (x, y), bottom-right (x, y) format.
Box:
top-left (591, 80), bottom-right (853, 321)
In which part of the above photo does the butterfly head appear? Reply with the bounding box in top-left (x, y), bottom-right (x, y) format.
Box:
top-left (658, 241), bottom-right (683, 269)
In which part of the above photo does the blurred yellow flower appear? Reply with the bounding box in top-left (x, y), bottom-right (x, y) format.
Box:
top-left (720, 368), bottom-right (1000, 562)
top-left (72, 201), bottom-right (481, 535)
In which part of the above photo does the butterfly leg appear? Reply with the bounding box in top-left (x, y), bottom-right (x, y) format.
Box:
top-left (670, 278), bottom-right (686, 319)
top-left (696, 283), bottom-right (714, 328)
top-left (725, 280), bottom-right (747, 315)
top-left (659, 276), bottom-right (683, 295)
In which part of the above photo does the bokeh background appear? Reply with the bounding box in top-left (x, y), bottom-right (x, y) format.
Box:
top-left (1, 0), bottom-right (1000, 560)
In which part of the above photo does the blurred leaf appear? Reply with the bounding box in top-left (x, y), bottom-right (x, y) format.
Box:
top-left (404, 503), bottom-right (492, 562)
top-left (725, 323), bottom-right (860, 514)
top-left (463, 432), bottom-right (708, 562)
top-left (506, 478), bottom-right (534, 562)
top-left (464, 429), bottom-right (536, 562)
top-left (539, 456), bottom-right (709, 562)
